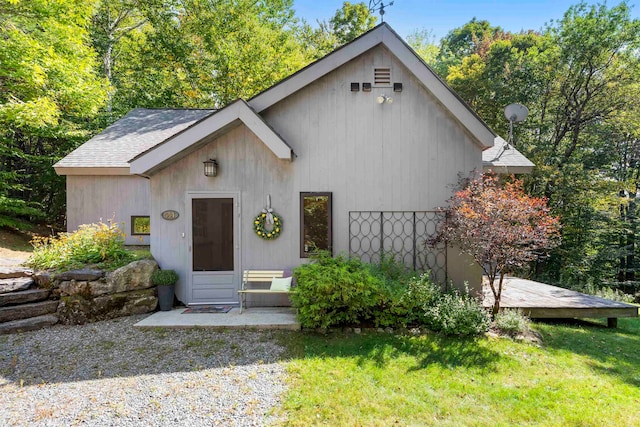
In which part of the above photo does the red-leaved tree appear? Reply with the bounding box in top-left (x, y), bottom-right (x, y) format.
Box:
top-left (436, 173), bottom-right (561, 316)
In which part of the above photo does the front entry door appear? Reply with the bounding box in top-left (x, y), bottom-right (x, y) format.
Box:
top-left (188, 193), bottom-right (239, 304)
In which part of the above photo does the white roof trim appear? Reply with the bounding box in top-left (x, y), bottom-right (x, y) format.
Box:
top-left (54, 167), bottom-right (131, 176)
top-left (483, 165), bottom-right (534, 174)
top-left (249, 23), bottom-right (495, 149)
top-left (130, 100), bottom-right (292, 175)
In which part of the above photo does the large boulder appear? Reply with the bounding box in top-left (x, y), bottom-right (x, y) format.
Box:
top-left (104, 259), bottom-right (158, 294)
top-left (57, 288), bottom-right (157, 325)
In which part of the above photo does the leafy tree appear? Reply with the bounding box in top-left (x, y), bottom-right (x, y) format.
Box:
top-left (437, 17), bottom-right (505, 78)
top-left (529, 2), bottom-right (640, 285)
top-left (435, 174), bottom-right (561, 315)
top-left (90, 0), bottom-right (309, 112)
top-left (433, 2), bottom-right (640, 289)
top-left (406, 28), bottom-right (440, 66)
top-left (446, 31), bottom-right (552, 134)
top-left (329, 1), bottom-right (376, 44)
top-left (298, 1), bottom-right (376, 60)
top-left (0, 0), bottom-right (108, 228)
top-left (90, 0), bottom-right (147, 112)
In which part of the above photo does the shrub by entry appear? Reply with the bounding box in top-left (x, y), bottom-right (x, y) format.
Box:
top-left (292, 252), bottom-right (380, 329)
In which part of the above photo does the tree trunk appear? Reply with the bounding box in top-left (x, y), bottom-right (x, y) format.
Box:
top-left (491, 273), bottom-right (505, 317)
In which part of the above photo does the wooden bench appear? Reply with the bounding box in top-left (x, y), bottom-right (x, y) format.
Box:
top-left (238, 270), bottom-right (293, 313)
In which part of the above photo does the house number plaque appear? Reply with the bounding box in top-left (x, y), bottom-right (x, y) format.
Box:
top-left (161, 210), bottom-right (179, 221)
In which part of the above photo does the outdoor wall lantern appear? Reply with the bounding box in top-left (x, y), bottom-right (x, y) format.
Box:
top-left (376, 94), bottom-right (393, 104)
top-left (203, 159), bottom-right (218, 177)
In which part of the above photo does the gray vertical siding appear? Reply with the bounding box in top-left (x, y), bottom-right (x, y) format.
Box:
top-left (150, 45), bottom-right (483, 304)
top-left (66, 175), bottom-right (150, 246)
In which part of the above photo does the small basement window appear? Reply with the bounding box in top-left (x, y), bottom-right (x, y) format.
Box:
top-left (300, 192), bottom-right (332, 257)
top-left (131, 216), bottom-right (150, 235)
top-left (374, 67), bottom-right (391, 86)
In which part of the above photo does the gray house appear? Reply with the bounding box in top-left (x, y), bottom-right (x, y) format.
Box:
top-left (55, 23), bottom-right (533, 306)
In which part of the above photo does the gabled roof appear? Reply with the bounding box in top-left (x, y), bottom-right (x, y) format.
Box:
top-left (54, 108), bottom-right (215, 175)
top-left (129, 100), bottom-right (293, 176)
top-left (249, 23), bottom-right (496, 149)
top-left (482, 137), bottom-right (535, 174)
top-left (56, 23), bottom-right (532, 177)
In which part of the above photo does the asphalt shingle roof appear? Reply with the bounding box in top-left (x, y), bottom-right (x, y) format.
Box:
top-left (482, 137), bottom-right (535, 169)
top-left (56, 108), bottom-right (533, 172)
top-left (54, 108), bottom-right (215, 169)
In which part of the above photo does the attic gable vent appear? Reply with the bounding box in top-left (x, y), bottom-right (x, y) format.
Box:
top-left (374, 67), bottom-right (391, 86)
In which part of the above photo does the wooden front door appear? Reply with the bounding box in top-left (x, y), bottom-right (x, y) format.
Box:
top-left (188, 193), bottom-right (239, 304)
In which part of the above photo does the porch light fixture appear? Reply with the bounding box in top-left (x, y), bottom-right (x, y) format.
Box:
top-left (362, 82), bottom-right (372, 92)
top-left (393, 82), bottom-right (403, 92)
top-left (350, 82), bottom-right (360, 92)
top-left (203, 159), bottom-right (218, 177)
top-left (376, 94), bottom-right (393, 104)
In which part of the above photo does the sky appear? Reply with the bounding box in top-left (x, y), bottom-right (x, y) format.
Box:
top-left (293, 0), bottom-right (640, 41)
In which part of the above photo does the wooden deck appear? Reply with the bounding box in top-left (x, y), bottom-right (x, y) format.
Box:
top-left (484, 277), bottom-right (639, 327)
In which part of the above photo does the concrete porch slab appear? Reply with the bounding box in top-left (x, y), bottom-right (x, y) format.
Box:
top-left (133, 307), bottom-right (300, 330)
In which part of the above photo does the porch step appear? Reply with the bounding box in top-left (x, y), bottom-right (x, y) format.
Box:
top-left (0, 300), bottom-right (58, 323)
top-left (0, 314), bottom-right (58, 335)
top-left (0, 277), bottom-right (34, 294)
top-left (0, 289), bottom-right (50, 307)
top-left (0, 266), bottom-right (33, 280)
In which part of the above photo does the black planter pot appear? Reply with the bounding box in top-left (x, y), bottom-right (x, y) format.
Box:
top-left (157, 285), bottom-right (175, 311)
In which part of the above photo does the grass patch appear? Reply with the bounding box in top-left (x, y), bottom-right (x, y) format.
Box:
top-left (0, 227), bottom-right (36, 252)
top-left (277, 318), bottom-right (640, 426)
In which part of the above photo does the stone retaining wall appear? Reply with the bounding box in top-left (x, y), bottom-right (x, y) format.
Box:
top-left (1, 259), bottom-right (159, 332)
top-left (48, 259), bottom-right (159, 325)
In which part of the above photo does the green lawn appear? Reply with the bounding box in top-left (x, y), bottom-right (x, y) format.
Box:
top-left (278, 317), bottom-right (640, 426)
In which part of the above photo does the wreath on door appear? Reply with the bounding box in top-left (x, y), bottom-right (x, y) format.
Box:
top-left (254, 195), bottom-right (282, 240)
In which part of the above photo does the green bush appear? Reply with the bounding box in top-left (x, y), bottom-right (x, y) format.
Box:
top-left (586, 284), bottom-right (635, 303)
top-left (424, 291), bottom-right (491, 336)
top-left (370, 252), bottom-right (415, 285)
top-left (291, 252), bottom-right (383, 329)
top-left (27, 221), bottom-right (134, 271)
top-left (366, 254), bottom-right (416, 327)
top-left (152, 269), bottom-right (179, 286)
top-left (371, 273), bottom-right (442, 328)
top-left (493, 309), bottom-right (530, 334)
top-left (291, 252), bottom-right (491, 335)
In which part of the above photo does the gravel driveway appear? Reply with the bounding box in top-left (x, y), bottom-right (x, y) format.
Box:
top-left (0, 315), bottom-right (290, 426)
